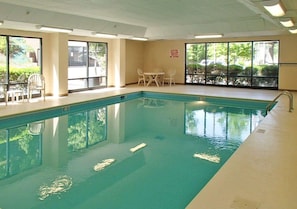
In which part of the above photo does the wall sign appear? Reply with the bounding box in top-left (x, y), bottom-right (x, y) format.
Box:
top-left (170, 49), bottom-right (179, 58)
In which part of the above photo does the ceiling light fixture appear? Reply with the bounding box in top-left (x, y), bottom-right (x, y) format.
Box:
top-left (131, 37), bottom-right (148, 41)
top-left (117, 34), bottom-right (133, 39)
top-left (263, 0), bottom-right (286, 17)
top-left (194, 34), bottom-right (223, 39)
top-left (280, 18), bottom-right (294, 27)
top-left (38, 25), bottom-right (73, 33)
top-left (289, 28), bottom-right (297, 34)
top-left (94, 33), bottom-right (117, 38)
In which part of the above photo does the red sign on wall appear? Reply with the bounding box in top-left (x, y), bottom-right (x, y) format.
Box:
top-left (170, 49), bottom-right (179, 58)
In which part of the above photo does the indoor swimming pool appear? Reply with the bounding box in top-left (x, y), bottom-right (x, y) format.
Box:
top-left (0, 92), bottom-right (271, 209)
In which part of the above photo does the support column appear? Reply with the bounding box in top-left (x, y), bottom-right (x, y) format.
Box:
top-left (109, 39), bottom-right (126, 87)
top-left (43, 33), bottom-right (68, 97)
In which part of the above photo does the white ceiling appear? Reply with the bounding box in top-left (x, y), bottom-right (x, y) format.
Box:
top-left (0, 0), bottom-right (297, 40)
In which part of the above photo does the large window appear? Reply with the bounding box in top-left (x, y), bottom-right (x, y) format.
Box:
top-left (186, 41), bottom-right (279, 89)
top-left (68, 41), bottom-right (107, 92)
top-left (0, 35), bottom-right (41, 101)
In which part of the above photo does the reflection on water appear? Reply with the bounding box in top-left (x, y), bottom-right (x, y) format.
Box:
top-left (185, 101), bottom-right (266, 150)
top-left (39, 175), bottom-right (73, 200)
top-left (93, 158), bottom-right (116, 171)
top-left (130, 142), bottom-right (147, 153)
top-left (0, 96), bottom-right (268, 209)
top-left (0, 125), bottom-right (42, 180)
top-left (193, 153), bottom-right (220, 163)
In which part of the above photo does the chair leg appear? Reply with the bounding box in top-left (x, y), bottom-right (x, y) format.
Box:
top-left (5, 92), bottom-right (8, 106)
top-left (28, 90), bottom-right (31, 102)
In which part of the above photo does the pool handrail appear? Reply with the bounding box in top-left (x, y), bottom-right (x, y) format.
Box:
top-left (266, 90), bottom-right (294, 112)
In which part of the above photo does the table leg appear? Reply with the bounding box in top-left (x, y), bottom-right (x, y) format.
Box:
top-left (154, 75), bottom-right (160, 87)
top-left (146, 75), bottom-right (153, 86)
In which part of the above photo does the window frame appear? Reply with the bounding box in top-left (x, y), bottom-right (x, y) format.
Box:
top-left (0, 35), bottom-right (42, 102)
top-left (185, 40), bottom-right (279, 89)
top-left (68, 40), bottom-right (108, 93)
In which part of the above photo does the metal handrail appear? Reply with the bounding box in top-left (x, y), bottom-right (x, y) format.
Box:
top-left (266, 90), bottom-right (294, 112)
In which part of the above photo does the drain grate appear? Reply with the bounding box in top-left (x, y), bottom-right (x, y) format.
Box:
top-left (230, 197), bottom-right (260, 209)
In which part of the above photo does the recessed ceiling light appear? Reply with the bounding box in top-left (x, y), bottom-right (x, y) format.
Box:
top-left (38, 25), bottom-right (73, 33)
top-left (263, 0), bottom-right (286, 17)
top-left (280, 18), bottom-right (294, 27)
top-left (131, 37), bottom-right (148, 41)
top-left (94, 33), bottom-right (117, 38)
top-left (289, 28), bottom-right (297, 34)
top-left (195, 34), bottom-right (223, 39)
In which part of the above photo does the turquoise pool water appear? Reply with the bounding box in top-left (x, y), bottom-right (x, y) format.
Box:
top-left (0, 92), bottom-right (269, 209)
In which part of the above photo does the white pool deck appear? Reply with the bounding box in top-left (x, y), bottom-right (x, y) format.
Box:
top-left (1, 84), bottom-right (296, 209)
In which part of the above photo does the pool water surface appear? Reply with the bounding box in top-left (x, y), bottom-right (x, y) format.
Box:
top-left (0, 93), bottom-right (268, 209)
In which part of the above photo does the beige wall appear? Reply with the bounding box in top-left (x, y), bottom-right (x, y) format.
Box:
top-left (125, 40), bottom-right (145, 85)
top-left (278, 35), bottom-right (297, 90)
top-left (1, 28), bottom-right (297, 93)
top-left (143, 40), bottom-right (185, 84)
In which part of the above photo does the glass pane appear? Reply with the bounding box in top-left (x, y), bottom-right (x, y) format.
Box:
top-left (88, 42), bottom-right (107, 77)
top-left (229, 76), bottom-right (251, 87)
top-left (228, 42), bottom-right (252, 86)
top-left (88, 42), bottom-right (107, 88)
top-left (253, 41), bottom-right (279, 76)
top-left (253, 41), bottom-right (279, 88)
top-left (252, 77), bottom-right (278, 88)
top-left (68, 41), bottom-right (87, 80)
top-left (206, 43), bottom-right (227, 85)
top-left (185, 44), bottom-right (206, 84)
top-left (9, 37), bottom-right (41, 82)
top-left (88, 77), bottom-right (106, 88)
top-left (68, 78), bottom-right (88, 90)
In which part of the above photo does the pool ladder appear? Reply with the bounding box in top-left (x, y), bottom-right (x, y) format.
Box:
top-left (266, 90), bottom-right (294, 112)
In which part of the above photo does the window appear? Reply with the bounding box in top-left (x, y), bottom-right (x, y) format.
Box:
top-left (228, 42), bottom-right (252, 87)
top-left (0, 35), bottom-right (41, 101)
top-left (205, 43), bottom-right (228, 85)
top-left (0, 36), bottom-right (42, 100)
top-left (185, 40), bottom-right (279, 89)
top-left (68, 41), bottom-right (107, 92)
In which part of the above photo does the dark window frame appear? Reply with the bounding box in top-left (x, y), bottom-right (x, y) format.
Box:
top-left (185, 40), bottom-right (279, 89)
top-left (68, 40), bottom-right (108, 93)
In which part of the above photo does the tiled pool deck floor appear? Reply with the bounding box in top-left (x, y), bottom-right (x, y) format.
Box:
top-left (1, 85), bottom-right (296, 209)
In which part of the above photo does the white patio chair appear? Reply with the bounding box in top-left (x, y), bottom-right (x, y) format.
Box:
top-left (137, 68), bottom-right (146, 85)
top-left (27, 74), bottom-right (45, 102)
top-left (163, 69), bottom-right (176, 86)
